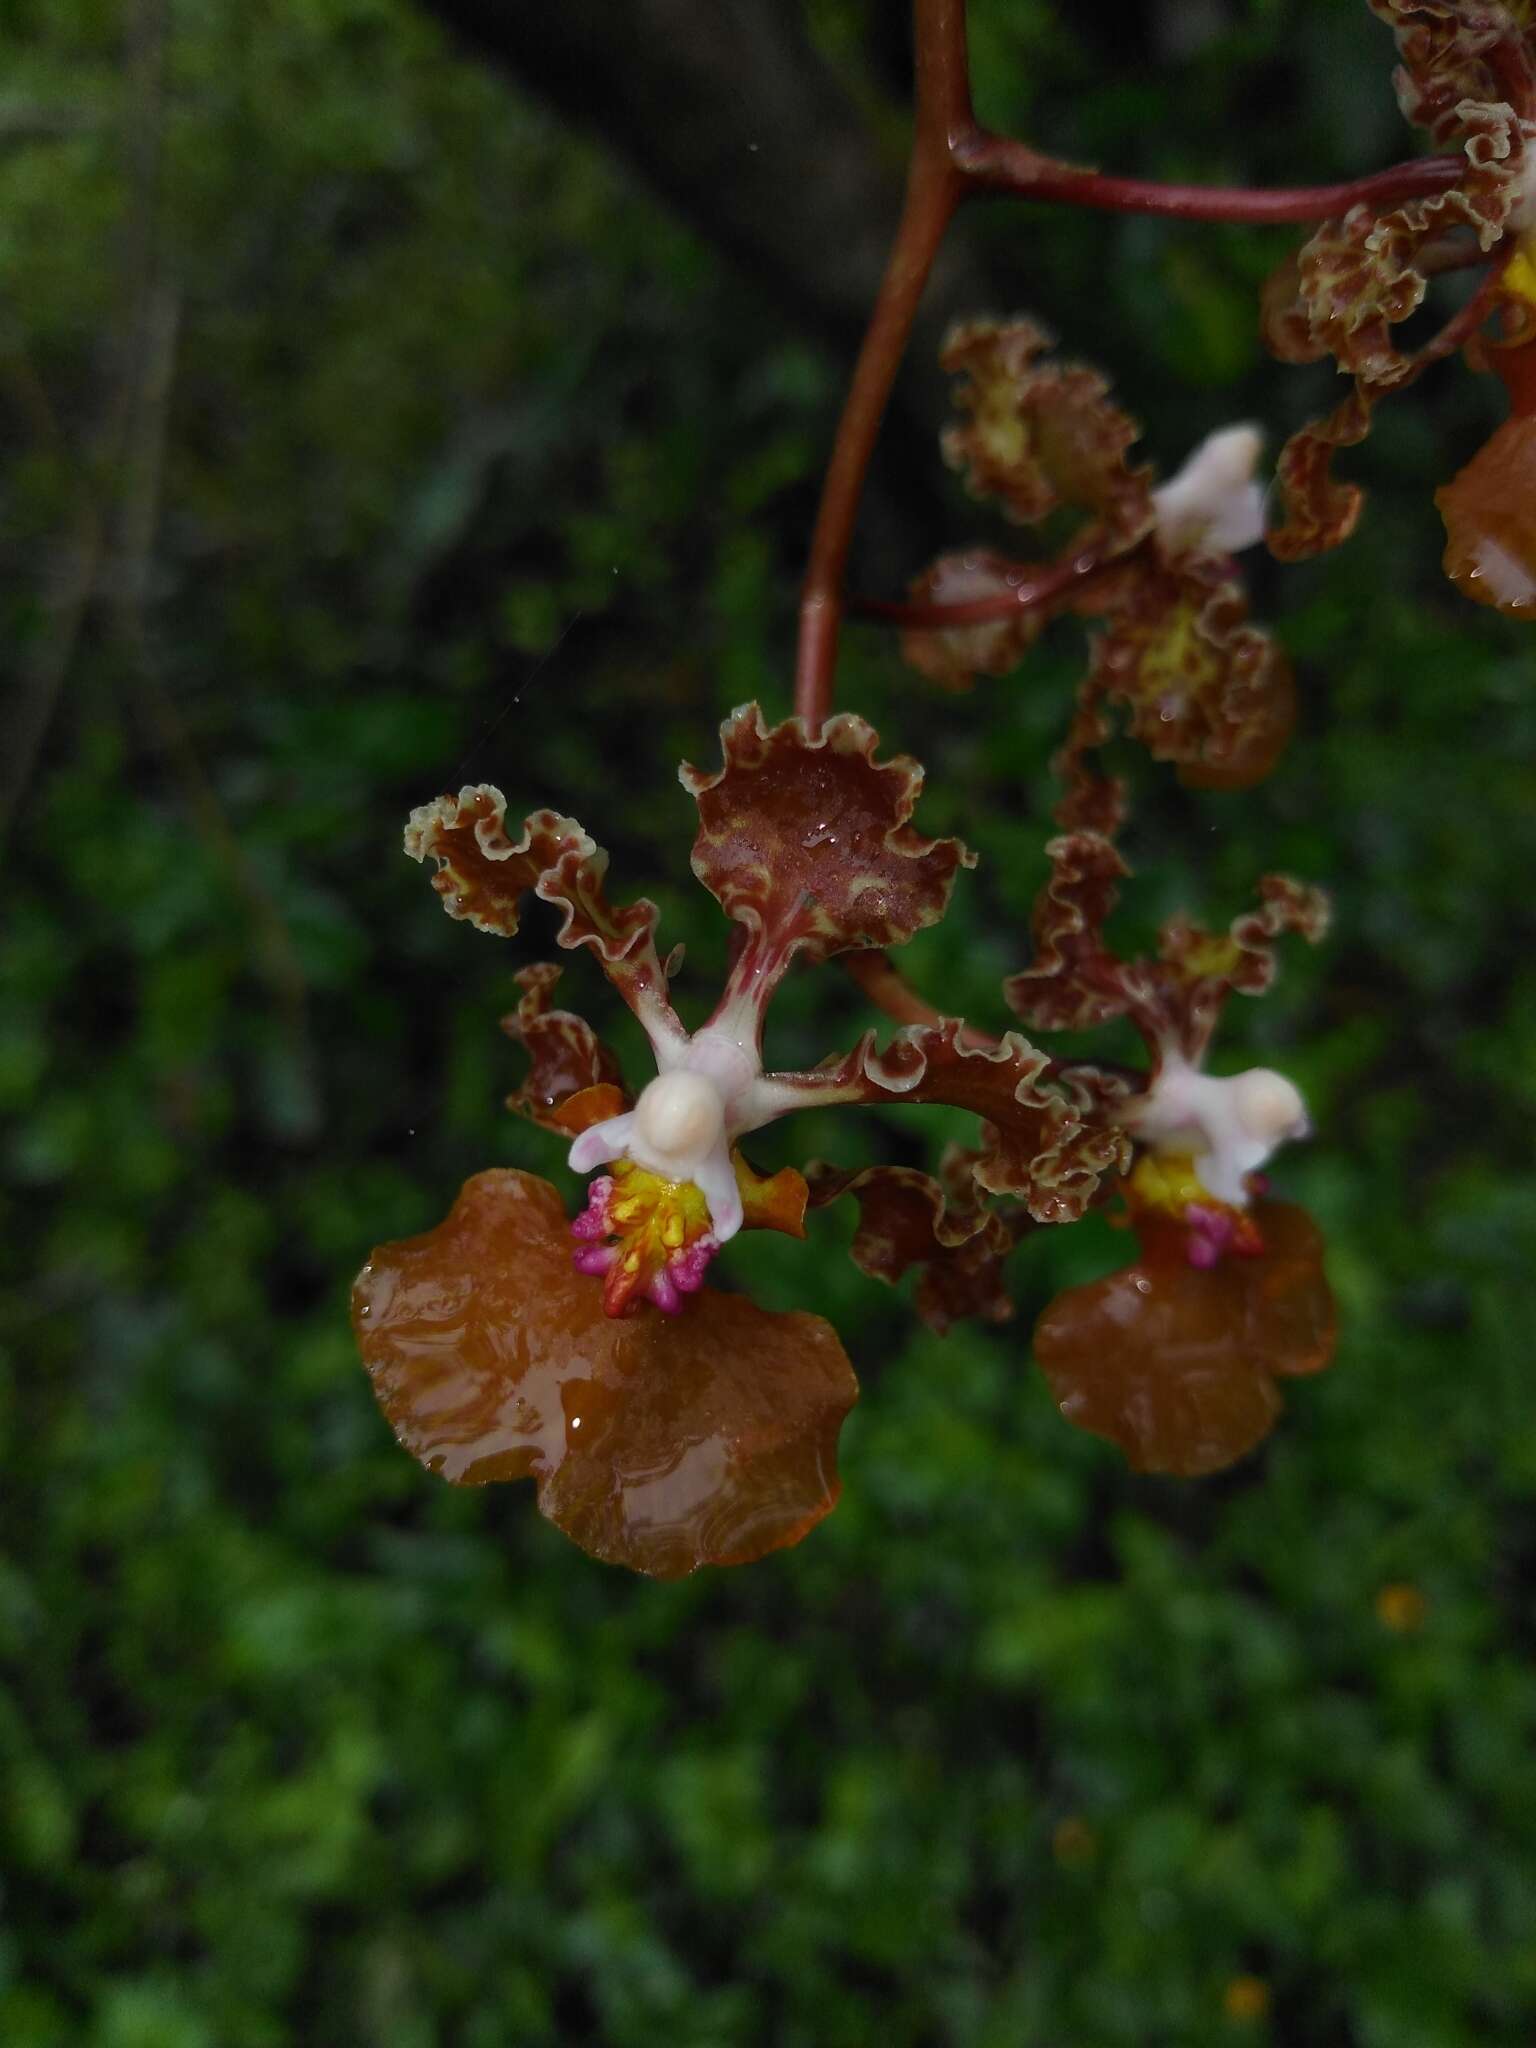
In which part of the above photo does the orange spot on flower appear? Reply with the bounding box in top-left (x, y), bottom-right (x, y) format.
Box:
top-left (735, 1153), bottom-right (809, 1239)
top-left (551, 1082), bottom-right (628, 1135)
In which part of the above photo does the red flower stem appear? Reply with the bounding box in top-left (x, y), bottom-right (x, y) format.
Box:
top-left (1418, 261), bottom-right (1505, 368)
top-left (950, 136), bottom-right (1466, 223)
top-left (853, 547), bottom-right (1117, 630)
top-left (792, 0), bottom-right (970, 730)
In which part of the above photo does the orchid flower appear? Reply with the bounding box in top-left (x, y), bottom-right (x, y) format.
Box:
top-left (902, 322), bottom-right (1297, 793)
top-left (1008, 820), bottom-right (1337, 1476)
top-left (1261, 1), bottom-right (1536, 609)
top-left (354, 705), bottom-right (1128, 1573)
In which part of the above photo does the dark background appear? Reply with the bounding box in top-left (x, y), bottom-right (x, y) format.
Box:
top-left (3, 1), bottom-right (1535, 2042)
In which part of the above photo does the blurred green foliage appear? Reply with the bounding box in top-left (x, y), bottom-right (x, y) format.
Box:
top-left (3, 1), bottom-right (1536, 2042)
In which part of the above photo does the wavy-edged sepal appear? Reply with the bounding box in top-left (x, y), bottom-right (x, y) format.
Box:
top-left (1088, 557), bottom-right (1296, 790)
top-left (405, 784), bottom-right (675, 1028)
top-left (353, 1170), bottom-right (857, 1578)
top-left (1268, 381), bottom-right (1382, 561)
top-left (1161, 876), bottom-right (1331, 1003)
top-left (1006, 830), bottom-right (1133, 1035)
top-left (1003, 823), bottom-right (1138, 1032)
top-left (501, 963), bottom-right (626, 1131)
top-left (1145, 875), bottom-right (1331, 1061)
top-left (808, 1022), bottom-right (1129, 1222)
top-left (1032, 1202), bottom-right (1336, 1476)
top-left (1367, 0), bottom-right (1531, 146)
top-left (1048, 689), bottom-right (1130, 837)
top-left (1010, 836), bottom-right (1327, 1060)
top-left (1438, 413), bottom-right (1536, 613)
top-left (939, 318), bottom-right (1154, 541)
top-left (681, 704), bottom-right (975, 966)
top-left (806, 1154), bottom-right (1020, 1335)
top-left (899, 550), bottom-right (1049, 692)
top-left (1296, 140), bottom-right (1521, 385)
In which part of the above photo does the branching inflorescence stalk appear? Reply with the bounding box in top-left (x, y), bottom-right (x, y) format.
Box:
top-left (790, 0), bottom-right (1483, 727)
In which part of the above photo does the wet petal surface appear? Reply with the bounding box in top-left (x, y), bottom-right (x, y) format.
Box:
top-left (354, 1170), bottom-right (858, 1577)
top-left (1032, 1202), bottom-right (1336, 1476)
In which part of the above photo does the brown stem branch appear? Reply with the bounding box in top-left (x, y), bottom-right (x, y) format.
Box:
top-left (792, 0), bottom-right (971, 729)
top-left (951, 136), bottom-right (1466, 223)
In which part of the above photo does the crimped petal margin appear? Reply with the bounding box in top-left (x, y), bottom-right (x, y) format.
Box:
top-left (1008, 836), bottom-right (1329, 1062)
top-left (405, 783), bottom-right (678, 1037)
top-left (501, 963), bottom-right (626, 1131)
top-left (1005, 830), bottom-right (1133, 1035)
top-left (787, 1020), bottom-right (1129, 1222)
top-left (805, 1152), bottom-right (1020, 1334)
top-left (940, 317), bottom-right (1154, 541)
top-left (1267, 382), bottom-right (1381, 561)
top-left (1086, 556), bottom-right (1296, 790)
top-left (681, 704), bottom-right (975, 965)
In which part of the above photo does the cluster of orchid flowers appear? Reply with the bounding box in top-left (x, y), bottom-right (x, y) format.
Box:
top-left (355, 0), bottom-right (1536, 1576)
top-left (353, 315), bottom-right (1339, 1578)
top-left (1265, 0), bottom-right (1536, 610)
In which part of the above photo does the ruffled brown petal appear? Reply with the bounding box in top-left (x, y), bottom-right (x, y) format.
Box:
top-left (1260, 249), bottom-right (1334, 366)
top-left (800, 1020), bottom-right (1129, 1221)
top-left (405, 784), bottom-right (677, 1035)
top-left (501, 963), bottom-right (626, 1131)
top-left (1266, 94), bottom-right (1527, 559)
top-left (805, 1154), bottom-right (1020, 1334)
top-left (1437, 411), bottom-right (1536, 612)
top-left (681, 704), bottom-right (975, 967)
top-left (1032, 1202), bottom-right (1336, 1476)
top-left (1296, 170), bottom-right (1517, 387)
top-left (1267, 381), bottom-right (1380, 560)
top-left (1150, 875), bottom-right (1332, 1058)
top-left (1005, 830), bottom-right (1134, 1034)
top-left (1368, 0), bottom-right (1528, 146)
top-left (1009, 833), bottom-right (1327, 1062)
top-left (899, 550), bottom-right (1049, 692)
top-left (1050, 689), bottom-right (1130, 837)
top-left (939, 317), bottom-right (1154, 540)
top-left (353, 1170), bottom-right (857, 1578)
top-left (1087, 557), bottom-right (1296, 789)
